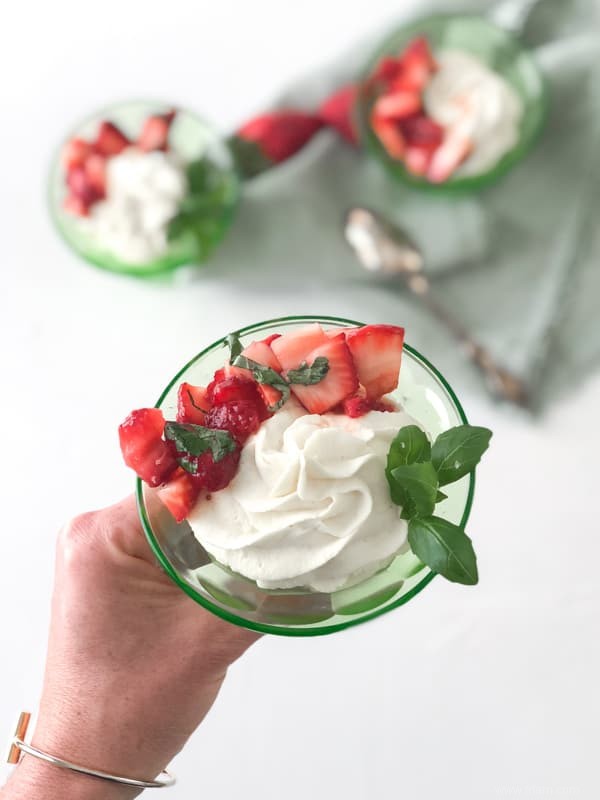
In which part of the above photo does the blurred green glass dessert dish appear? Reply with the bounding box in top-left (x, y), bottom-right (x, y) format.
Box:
top-left (48, 100), bottom-right (239, 278)
top-left (136, 315), bottom-right (476, 637)
top-left (357, 13), bottom-right (548, 192)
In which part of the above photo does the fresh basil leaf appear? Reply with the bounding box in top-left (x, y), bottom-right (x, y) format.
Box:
top-left (431, 426), bottom-right (493, 486)
top-left (226, 332), bottom-right (243, 363)
top-left (388, 461), bottom-right (438, 518)
top-left (287, 357), bottom-right (330, 385)
top-left (164, 422), bottom-right (236, 463)
top-left (436, 490), bottom-right (448, 503)
top-left (408, 516), bottom-right (478, 585)
top-left (387, 425), bottom-right (431, 473)
top-left (227, 335), bottom-right (290, 412)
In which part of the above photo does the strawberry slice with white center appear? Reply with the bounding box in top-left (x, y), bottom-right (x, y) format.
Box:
top-left (370, 112), bottom-right (406, 159)
top-left (62, 137), bottom-right (93, 170)
top-left (241, 340), bottom-right (284, 408)
top-left (118, 408), bottom-right (178, 487)
top-left (286, 333), bottom-right (358, 414)
top-left (138, 110), bottom-right (176, 152)
top-left (176, 382), bottom-right (210, 425)
top-left (345, 324), bottom-right (405, 399)
top-left (156, 467), bottom-right (202, 522)
top-left (270, 323), bottom-right (330, 372)
top-left (373, 91), bottom-right (422, 120)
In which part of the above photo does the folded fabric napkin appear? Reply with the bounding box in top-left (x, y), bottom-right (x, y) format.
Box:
top-left (204, 0), bottom-right (600, 412)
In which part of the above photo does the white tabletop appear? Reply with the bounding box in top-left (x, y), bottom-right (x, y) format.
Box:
top-left (2, 1), bottom-right (598, 798)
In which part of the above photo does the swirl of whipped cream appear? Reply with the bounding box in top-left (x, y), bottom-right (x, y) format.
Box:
top-left (424, 50), bottom-right (523, 177)
top-left (187, 401), bottom-right (420, 593)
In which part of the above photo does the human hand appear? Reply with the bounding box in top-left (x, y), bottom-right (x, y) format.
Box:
top-left (2, 496), bottom-right (260, 800)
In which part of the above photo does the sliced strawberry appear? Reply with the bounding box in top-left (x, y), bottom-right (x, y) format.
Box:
top-left (94, 121), bottom-right (130, 156)
top-left (404, 146), bottom-right (431, 176)
top-left (66, 166), bottom-right (103, 207)
top-left (287, 333), bottom-right (358, 414)
top-left (156, 468), bottom-right (202, 522)
top-left (318, 84), bottom-right (359, 145)
top-left (118, 408), bottom-right (178, 487)
top-left (400, 114), bottom-right (444, 152)
top-left (62, 137), bottom-right (93, 170)
top-left (345, 325), bottom-right (405, 399)
top-left (207, 375), bottom-right (269, 420)
top-left (63, 193), bottom-right (90, 217)
top-left (326, 326), bottom-right (359, 338)
top-left (370, 56), bottom-right (402, 87)
top-left (261, 333), bottom-right (281, 346)
top-left (270, 323), bottom-right (330, 372)
top-left (370, 112), bottom-right (406, 159)
top-left (176, 382), bottom-right (210, 425)
top-left (373, 90), bottom-right (421, 120)
top-left (427, 127), bottom-right (473, 184)
top-left (138, 110), bottom-right (176, 152)
top-left (84, 153), bottom-right (107, 196)
top-left (395, 36), bottom-right (437, 92)
top-left (241, 340), bottom-right (284, 408)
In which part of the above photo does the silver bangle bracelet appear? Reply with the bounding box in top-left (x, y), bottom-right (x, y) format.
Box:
top-left (7, 712), bottom-right (176, 789)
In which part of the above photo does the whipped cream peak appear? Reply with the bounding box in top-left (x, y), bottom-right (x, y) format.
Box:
top-left (188, 401), bottom-right (419, 592)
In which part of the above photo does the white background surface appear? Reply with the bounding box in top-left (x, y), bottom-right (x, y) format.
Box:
top-left (1, 1), bottom-right (599, 798)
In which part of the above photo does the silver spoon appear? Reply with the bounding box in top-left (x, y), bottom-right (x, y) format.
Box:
top-left (344, 206), bottom-right (530, 407)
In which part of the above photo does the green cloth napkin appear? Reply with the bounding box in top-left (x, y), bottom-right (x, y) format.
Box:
top-left (206, 0), bottom-right (600, 411)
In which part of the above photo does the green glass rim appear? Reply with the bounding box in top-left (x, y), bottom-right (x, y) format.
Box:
top-left (357, 11), bottom-right (549, 194)
top-left (135, 314), bottom-right (475, 636)
top-left (47, 98), bottom-right (240, 279)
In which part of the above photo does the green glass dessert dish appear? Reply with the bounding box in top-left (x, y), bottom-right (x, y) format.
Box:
top-left (48, 100), bottom-right (239, 277)
top-left (357, 13), bottom-right (547, 192)
top-left (136, 316), bottom-right (475, 636)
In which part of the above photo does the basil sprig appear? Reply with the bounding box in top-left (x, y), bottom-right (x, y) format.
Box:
top-left (164, 422), bottom-right (236, 474)
top-left (225, 332), bottom-right (329, 412)
top-left (386, 424), bottom-right (492, 585)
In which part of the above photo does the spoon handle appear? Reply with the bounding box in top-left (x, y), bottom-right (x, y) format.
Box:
top-left (417, 285), bottom-right (530, 407)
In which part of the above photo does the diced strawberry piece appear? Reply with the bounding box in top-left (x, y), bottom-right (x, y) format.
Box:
top-left (66, 166), bottom-right (103, 206)
top-left (236, 111), bottom-right (323, 163)
top-left (156, 467), bottom-right (202, 522)
top-left (270, 323), bottom-right (330, 372)
top-left (205, 400), bottom-right (261, 444)
top-left (94, 121), bottom-right (130, 156)
top-left (63, 193), bottom-right (90, 217)
top-left (427, 128), bottom-right (473, 184)
top-left (138, 110), bottom-right (176, 152)
top-left (370, 112), bottom-right (406, 159)
top-left (342, 394), bottom-right (374, 418)
top-left (84, 153), bottom-right (107, 196)
top-left (395, 36), bottom-right (437, 92)
top-left (345, 325), bottom-right (405, 400)
top-left (319, 84), bottom-right (359, 145)
top-left (241, 340), bottom-right (284, 409)
top-left (287, 333), bottom-right (358, 414)
top-left (342, 393), bottom-right (395, 418)
top-left (373, 91), bottom-right (421, 120)
top-left (207, 375), bottom-right (269, 420)
top-left (177, 382), bottom-right (210, 425)
top-left (62, 137), bottom-right (93, 170)
top-left (371, 56), bottom-right (402, 86)
top-left (189, 449), bottom-right (241, 492)
top-left (118, 408), bottom-right (178, 488)
top-left (404, 146), bottom-right (431, 176)
top-left (400, 114), bottom-right (444, 152)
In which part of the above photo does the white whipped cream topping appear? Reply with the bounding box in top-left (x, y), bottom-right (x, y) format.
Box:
top-left (188, 401), bottom-right (420, 593)
top-left (85, 149), bottom-right (187, 264)
top-left (424, 50), bottom-right (523, 176)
